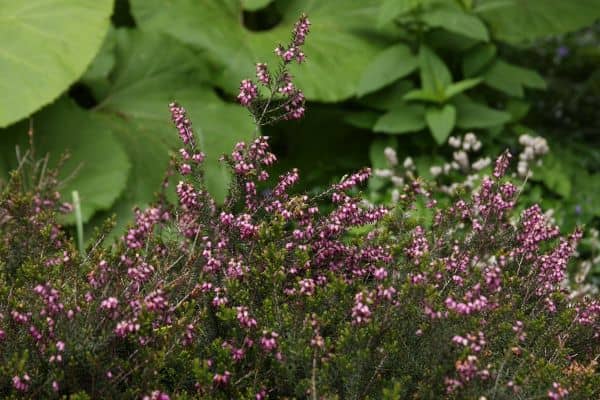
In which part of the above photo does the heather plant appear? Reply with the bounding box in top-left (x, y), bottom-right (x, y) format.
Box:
top-left (349, 0), bottom-right (600, 240)
top-left (236, 14), bottom-right (309, 126)
top-left (370, 132), bottom-right (600, 289)
top-left (1, 15), bottom-right (600, 400)
top-left (371, 131), bottom-right (549, 201)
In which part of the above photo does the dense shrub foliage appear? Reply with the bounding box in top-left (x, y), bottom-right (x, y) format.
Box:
top-left (1, 11), bottom-right (599, 400)
top-left (2, 101), bottom-right (599, 399)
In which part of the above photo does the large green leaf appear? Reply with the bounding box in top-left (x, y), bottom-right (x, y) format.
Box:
top-left (92, 29), bottom-right (254, 217)
top-left (242, 0), bottom-right (273, 11)
top-left (374, 104), bottom-right (426, 134)
top-left (343, 111), bottom-right (380, 130)
top-left (0, 0), bottom-right (113, 127)
top-left (422, 5), bottom-right (489, 42)
top-left (0, 97), bottom-right (130, 222)
top-left (531, 153), bottom-right (572, 199)
top-left (378, 0), bottom-right (423, 26)
top-left (462, 43), bottom-right (496, 77)
top-left (403, 89), bottom-right (443, 103)
top-left (477, 0), bottom-right (600, 44)
top-left (453, 95), bottom-right (511, 128)
top-left (357, 44), bottom-right (418, 97)
top-left (425, 104), bottom-right (456, 144)
top-left (419, 45), bottom-right (452, 96)
top-left (357, 80), bottom-right (415, 111)
top-left (443, 78), bottom-right (482, 99)
top-left (130, 0), bottom-right (386, 102)
top-left (483, 60), bottom-right (546, 97)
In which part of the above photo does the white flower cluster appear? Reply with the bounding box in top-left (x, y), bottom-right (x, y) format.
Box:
top-left (374, 132), bottom-right (550, 200)
top-left (375, 146), bottom-right (412, 202)
top-left (384, 147), bottom-right (398, 167)
top-left (517, 134), bottom-right (549, 178)
top-left (433, 133), bottom-right (488, 194)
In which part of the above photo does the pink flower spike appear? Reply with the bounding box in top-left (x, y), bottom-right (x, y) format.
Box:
top-left (237, 79), bottom-right (258, 106)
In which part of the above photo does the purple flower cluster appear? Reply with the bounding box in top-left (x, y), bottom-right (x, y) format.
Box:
top-left (535, 229), bottom-right (582, 296)
top-left (143, 390), bottom-right (170, 400)
top-left (274, 13), bottom-right (310, 64)
top-left (548, 382), bottom-right (569, 399)
top-left (1, 15), bottom-right (598, 400)
top-left (2, 100), bottom-right (599, 398)
top-left (237, 79), bottom-right (258, 106)
top-left (12, 374), bottom-right (30, 392)
top-left (169, 101), bottom-right (195, 146)
top-left (237, 14), bottom-right (310, 123)
top-left (517, 205), bottom-right (560, 259)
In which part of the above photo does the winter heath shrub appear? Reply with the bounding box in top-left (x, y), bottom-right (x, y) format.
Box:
top-left (371, 132), bottom-right (600, 292)
top-left (0, 15), bottom-right (599, 400)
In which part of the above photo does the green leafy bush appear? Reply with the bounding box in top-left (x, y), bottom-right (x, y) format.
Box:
top-left (346, 0), bottom-right (592, 143)
top-left (2, 0), bottom-right (599, 231)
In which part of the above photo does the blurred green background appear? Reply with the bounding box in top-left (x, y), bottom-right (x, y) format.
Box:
top-left (1, 0), bottom-right (599, 263)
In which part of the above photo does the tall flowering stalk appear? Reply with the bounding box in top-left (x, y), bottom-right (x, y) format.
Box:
top-left (238, 14), bottom-right (310, 127)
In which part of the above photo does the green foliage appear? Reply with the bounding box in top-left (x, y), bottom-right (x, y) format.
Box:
top-left (0, 0), bottom-right (113, 127)
top-left (341, 0), bottom-right (600, 249)
top-left (357, 44), bottom-right (418, 97)
top-left (483, 60), bottom-right (546, 97)
top-left (130, 0), bottom-right (387, 102)
top-left (515, 22), bottom-right (600, 236)
top-left (422, 2), bottom-right (489, 42)
top-left (453, 95), bottom-right (511, 128)
top-left (425, 104), bottom-right (456, 144)
top-left (374, 104), bottom-right (426, 134)
top-left (1, 98), bottom-right (130, 223)
top-left (1, 0), bottom-right (599, 242)
top-left (462, 43), bottom-right (496, 77)
top-left (347, 0), bottom-right (554, 143)
top-left (418, 44), bottom-right (453, 99)
top-left (378, 0), bottom-right (422, 27)
top-left (477, 0), bottom-right (600, 44)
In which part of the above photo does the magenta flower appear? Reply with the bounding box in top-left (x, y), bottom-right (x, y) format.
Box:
top-left (237, 79), bottom-right (258, 106)
top-left (238, 14), bottom-right (311, 125)
top-left (256, 63), bottom-right (270, 85)
top-left (169, 102), bottom-right (196, 146)
top-left (143, 391), bottom-right (170, 400)
top-left (213, 371), bottom-right (231, 386)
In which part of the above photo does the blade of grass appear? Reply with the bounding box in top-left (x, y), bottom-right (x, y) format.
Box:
top-left (72, 190), bottom-right (85, 256)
